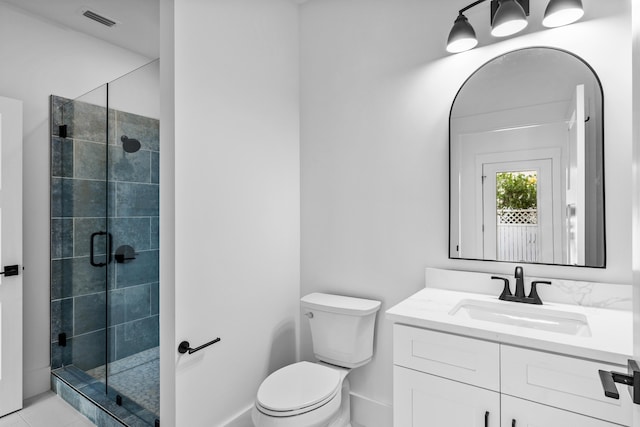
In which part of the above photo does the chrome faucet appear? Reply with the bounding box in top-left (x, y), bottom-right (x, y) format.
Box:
top-left (492, 266), bottom-right (551, 305)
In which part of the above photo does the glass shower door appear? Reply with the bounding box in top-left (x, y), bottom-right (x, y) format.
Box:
top-left (51, 83), bottom-right (110, 393)
top-left (105, 60), bottom-right (160, 423)
top-left (51, 59), bottom-right (160, 427)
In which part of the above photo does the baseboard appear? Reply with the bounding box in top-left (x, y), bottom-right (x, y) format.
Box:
top-left (350, 392), bottom-right (393, 427)
top-left (24, 366), bottom-right (51, 399)
top-left (223, 404), bottom-right (253, 427)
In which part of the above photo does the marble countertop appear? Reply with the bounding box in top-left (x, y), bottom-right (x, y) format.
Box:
top-left (386, 287), bottom-right (633, 366)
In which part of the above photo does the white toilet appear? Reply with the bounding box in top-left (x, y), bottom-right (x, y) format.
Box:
top-left (252, 293), bottom-right (381, 427)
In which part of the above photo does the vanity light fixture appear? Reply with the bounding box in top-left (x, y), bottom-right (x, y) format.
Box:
top-left (447, 13), bottom-right (479, 53)
top-left (542, 0), bottom-right (584, 28)
top-left (491, 0), bottom-right (528, 37)
top-left (446, 0), bottom-right (584, 53)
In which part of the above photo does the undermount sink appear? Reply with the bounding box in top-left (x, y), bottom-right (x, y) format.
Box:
top-left (449, 299), bottom-right (592, 337)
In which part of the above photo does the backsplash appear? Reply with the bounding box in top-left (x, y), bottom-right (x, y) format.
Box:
top-left (425, 268), bottom-right (632, 311)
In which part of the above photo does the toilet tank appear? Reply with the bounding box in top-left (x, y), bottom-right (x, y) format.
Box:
top-left (301, 293), bottom-right (381, 368)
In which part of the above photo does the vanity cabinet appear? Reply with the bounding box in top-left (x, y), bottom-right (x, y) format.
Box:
top-left (501, 395), bottom-right (620, 427)
top-left (394, 366), bottom-right (499, 427)
top-left (392, 324), bottom-right (632, 427)
top-left (501, 345), bottom-right (633, 425)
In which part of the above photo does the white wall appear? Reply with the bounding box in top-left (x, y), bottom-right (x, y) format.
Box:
top-left (0, 3), bottom-right (153, 398)
top-left (108, 60), bottom-right (160, 119)
top-left (300, 0), bottom-right (631, 423)
top-left (81, 59), bottom-right (160, 119)
top-left (163, 0), bottom-right (300, 425)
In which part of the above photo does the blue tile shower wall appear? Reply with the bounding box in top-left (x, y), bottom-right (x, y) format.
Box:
top-left (50, 95), bottom-right (159, 372)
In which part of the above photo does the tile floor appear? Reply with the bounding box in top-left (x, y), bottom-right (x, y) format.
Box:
top-left (0, 391), bottom-right (94, 427)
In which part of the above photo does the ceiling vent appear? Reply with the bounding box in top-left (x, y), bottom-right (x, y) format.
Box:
top-left (82, 10), bottom-right (117, 27)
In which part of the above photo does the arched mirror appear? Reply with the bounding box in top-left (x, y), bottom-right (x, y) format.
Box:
top-left (449, 47), bottom-right (605, 267)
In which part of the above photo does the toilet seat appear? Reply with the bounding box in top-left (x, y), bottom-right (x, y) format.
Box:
top-left (256, 361), bottom-right (341, 417)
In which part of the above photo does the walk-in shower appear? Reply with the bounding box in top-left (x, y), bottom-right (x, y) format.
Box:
top-left (50, 59), bottom-right (160, 427)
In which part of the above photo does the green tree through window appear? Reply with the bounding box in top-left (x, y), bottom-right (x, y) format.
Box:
top-left (496, 172), bottom-right (537, 210)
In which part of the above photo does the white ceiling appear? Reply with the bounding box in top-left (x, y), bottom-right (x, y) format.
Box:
top-left (0, 0), bottom-right (159, 59)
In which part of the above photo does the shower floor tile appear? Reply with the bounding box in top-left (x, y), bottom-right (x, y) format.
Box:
top-left (86, 348), bottom-right (160, 417)
top-left (53, 346), bottom-right (159, 426)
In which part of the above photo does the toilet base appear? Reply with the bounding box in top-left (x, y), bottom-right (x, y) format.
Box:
top-left (326, 378), bottom-right (350, 427)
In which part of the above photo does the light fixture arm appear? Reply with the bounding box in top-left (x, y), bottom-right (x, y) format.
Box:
top-left (458, 0), bottom-right (489, 15)
top-left (491, 0), bottom-right (530, 21)
top-left (456, 0), bottom-right (530, 22)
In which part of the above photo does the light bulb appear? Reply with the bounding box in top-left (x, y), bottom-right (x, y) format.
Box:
top-left (447, 14), bottom-right (478, 53)
top-left (491, 0), bottom-right (528, 38)
top-left (543, 0), bottom-right (584, 28)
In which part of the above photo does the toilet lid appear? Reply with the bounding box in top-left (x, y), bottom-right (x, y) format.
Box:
top-left (256, 361), bottom-right (341, 412)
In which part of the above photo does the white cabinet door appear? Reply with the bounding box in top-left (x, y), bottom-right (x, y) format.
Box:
top-left (501, 345), bottom-right (632, 426)
top-left (394, 324), bottom-right (500, 392)
top-left (394, 366), bottom-right (499, 427)
top-left (502, 395), bottom-right (624, 427)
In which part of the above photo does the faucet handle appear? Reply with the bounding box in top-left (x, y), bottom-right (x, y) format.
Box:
top-left (528, 280), bottom-right (551, 305)
top-left (491, 276), bottom-right (512, 301)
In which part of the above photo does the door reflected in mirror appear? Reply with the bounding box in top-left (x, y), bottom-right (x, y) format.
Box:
top-left (449, 47), bottom-right (605, 267)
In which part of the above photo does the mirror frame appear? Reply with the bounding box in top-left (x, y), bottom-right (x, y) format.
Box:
top-left (448, 47), bottom-right (606, 268)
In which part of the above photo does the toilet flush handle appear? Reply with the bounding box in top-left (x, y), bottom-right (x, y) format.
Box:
top-left (305, 312), bottom-right (314, 319)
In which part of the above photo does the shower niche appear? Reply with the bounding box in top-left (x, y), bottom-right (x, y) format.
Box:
top-left (50, 60), bottom-right (160, 427)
